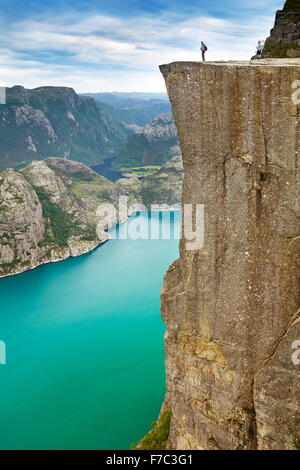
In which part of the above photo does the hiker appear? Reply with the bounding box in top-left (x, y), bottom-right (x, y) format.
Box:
top-left (201, 41), bottom-right (208, 62)
top-left (256, 40), bottom-right (264, 56)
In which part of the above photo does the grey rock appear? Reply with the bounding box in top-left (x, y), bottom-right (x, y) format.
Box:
top-left (0, 159), bottom-right (116, 277)
top-left (160, 60), bottom-right (300, 450)
top-left (263, 4), bottom-right (300, 57)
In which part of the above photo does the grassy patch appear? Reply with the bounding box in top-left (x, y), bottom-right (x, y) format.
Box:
top-left (263, 39), bottom-right (300, 57)
top-left (69, 170), bottom-right (96, 182)
top-left (34, 186), bottom-right (79, 246)
top-left (293, 438), bottom-right (300, 450)
top-left (131, 410), bottom-right (172, 451)
top-left (121, 166), bottom-right (161, 177)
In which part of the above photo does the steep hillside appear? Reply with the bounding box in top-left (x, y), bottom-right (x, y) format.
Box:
top-left (113, 113), bottom-right (180, 169)
top-left (263, 0), bottom-right (300, 57)
top-left (117, 156), bottom-right (183, 208)
top-left (0, 86), bottom-right (127, 170)
top-left (0, 159), bottom-right (119, 277)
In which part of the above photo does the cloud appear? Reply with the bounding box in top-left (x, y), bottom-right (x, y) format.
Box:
top-left (0, 7), bottom-right (277, 92)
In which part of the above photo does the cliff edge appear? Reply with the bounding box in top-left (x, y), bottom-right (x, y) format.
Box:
top-left (160, 60), bottom-right (300, 450)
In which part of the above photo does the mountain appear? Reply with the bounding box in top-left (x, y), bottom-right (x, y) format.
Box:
top-left (83, 92), bottom-right (169, 104)
top-left (117, 156), bottom-right (183, 208)
top-left (0, 86), bottom-right (128, 170)
top-left (0, 156), bottom-right (183, 278)
top-left (0, 158), bottom-right (120, 277)
top-left (83, 92), bottom-right (171, 128)
top-left (262, 0), bottom-right (300, 57)
top-left (113, 113), bottom-right (180, 170)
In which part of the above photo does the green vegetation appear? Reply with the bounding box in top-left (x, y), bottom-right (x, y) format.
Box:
top-left (45, 161), bottom-right (114, 204)
top-left (0, 259), bottom-right (29, 276)
top-left (114, 134), bottom-right (150, 169)
top-left (140, 184), bottom-right (174, 207)
top-left (283, 0), bottom-right (300, 12)
top-left (131, 410), bottom-right (172, 450)
top-left (34, 187), bottom-right (76, 246)
top-left (69, 170), bottom-right (96, 182)
top-left (263, 39), bottom-right (300, 57)
top-left (34, 186), bottom-right (96, 247)
top-left (70, 179), bottom-right (113, 203)
top-left (262, 1), bottom-right (300, 57)
top-left (294, 438), bottom-right (300, 450)
top-left (0, 85), bottom-right (129, 170)
top-left (121, 165), bottom-right (161, 176)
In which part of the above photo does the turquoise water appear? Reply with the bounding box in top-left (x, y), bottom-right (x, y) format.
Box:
top-left (0, 211), bottom-right (180, 450)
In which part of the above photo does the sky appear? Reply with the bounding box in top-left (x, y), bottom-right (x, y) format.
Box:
top-left (0, 0), bottom-right (284, 93)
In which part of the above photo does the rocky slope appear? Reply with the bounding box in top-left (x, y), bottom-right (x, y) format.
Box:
top-left (0, 86), bottom-right (127, 170)
top-left (113, 113), bottom-right (180, 169)
top-left (117, 155), bottom-right (183, 209)
top-left (0, 159), bottom-right (120, 277)
top-left (160, 60), bottom-right (300, 450)
top-left (263, 0), bottom-right (300, 57)
top-left (0, 156), bottom-right (183, 277)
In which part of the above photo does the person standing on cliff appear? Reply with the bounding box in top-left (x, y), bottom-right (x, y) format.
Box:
top-left (201, 41), bottom-right (208, 61)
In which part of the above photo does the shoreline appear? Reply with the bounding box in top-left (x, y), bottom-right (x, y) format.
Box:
top-left (0, 239), bottom-right (103, 280)
top-left (0, 207), bottom-right (181, 280)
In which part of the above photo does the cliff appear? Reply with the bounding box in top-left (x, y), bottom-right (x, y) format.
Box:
top-left (160, 60), bottom-right (300, 450)
top-left (0, 159), bottom-right (118, 277)
top-left (263, 1), bottom-right (300, 57)
top-left (0, 86), bottom-right (127, 170)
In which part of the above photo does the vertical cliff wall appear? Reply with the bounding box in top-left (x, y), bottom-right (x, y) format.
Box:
top-left (263, 2), bottom-right (300, 58)
top-left (160, 60), bottom-right (300, 450)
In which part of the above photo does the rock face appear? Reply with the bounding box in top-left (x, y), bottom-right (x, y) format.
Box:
top-left (263, 1), bottom-right (300, 57)
top-left (160, 60), bottom-right (300, 450)
top-left (113, 113), bottom-right (180, 169)
top-left (0, 86), bottom-right (127, 170)
top-left (0, 158), bottom-right (118, 277)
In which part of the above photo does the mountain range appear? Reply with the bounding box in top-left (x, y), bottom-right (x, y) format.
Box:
top-left (82, 92), bottom-right (170, 128)
top-left (0, 86), bottom-right (128, 170)
top-left (0, 86), bottom-right (175, 173)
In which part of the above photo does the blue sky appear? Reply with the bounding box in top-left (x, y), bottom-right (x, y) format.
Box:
top-left (0, 0), bottom-right (283, 92)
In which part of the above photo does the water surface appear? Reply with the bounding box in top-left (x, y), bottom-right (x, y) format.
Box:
top-left (0, 211), bottom-right (180, 450)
